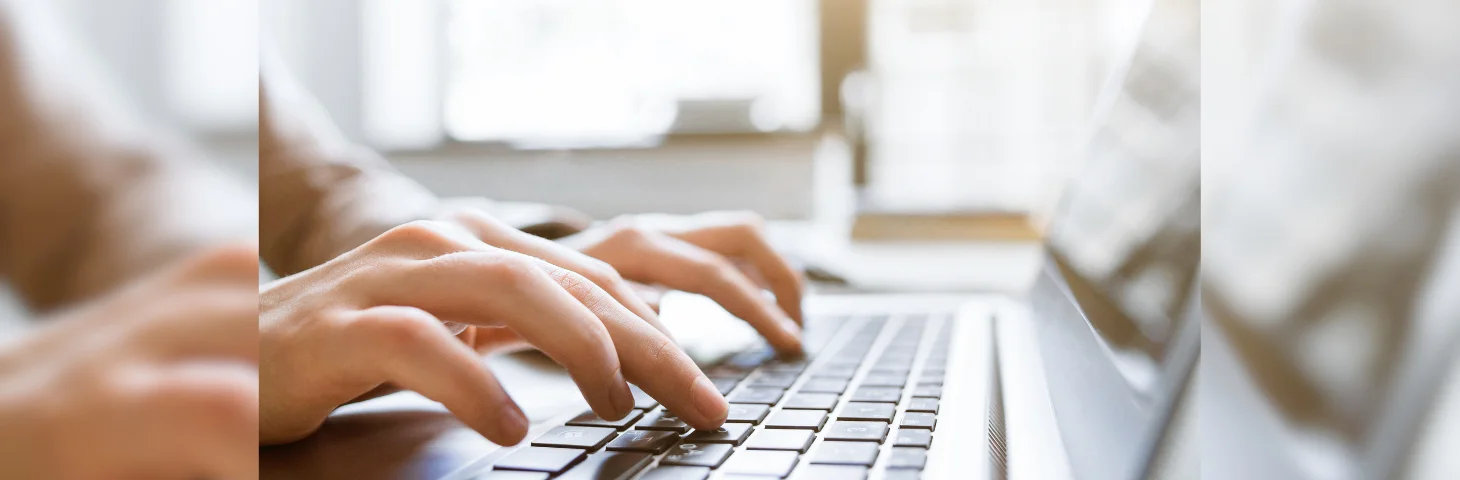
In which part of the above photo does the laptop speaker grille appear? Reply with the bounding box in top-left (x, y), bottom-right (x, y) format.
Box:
top-left (989, 317), bottom-right (1009, 479)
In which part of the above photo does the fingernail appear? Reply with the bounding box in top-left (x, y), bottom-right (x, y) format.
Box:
top-left (781, 316), bottom-right (802, 336)
top-left (609, 370), bottom-right (636, 418)
top-left (692, 376), bottom-right (728, 423)
top-left (780, 317), bottom-right (804, 352)
top-left (499, 405), bottom-right (529, 444)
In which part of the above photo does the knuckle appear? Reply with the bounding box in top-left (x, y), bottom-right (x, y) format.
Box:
top-left (645, 335), bottom-right (679, 366)
top-left (609, 222), bottom-right (650, 243)
top-left (192, 382), bottom-right (258, 427)
top-left (555, 270), bottom-right (598, 300)
top-left (483, 254), bottom-right (540, 290)
top-left (101, 368), bottom-right (153, 405)
top-left (693, 258), bottom-right (736, 285)
top-left (188, 243), bottom-right (260, 278)
top-left (378, 220), bottom-right (449, 247)
top-left (584, 261), bottom-right (624, 286)
top-left (355, 308), bottom-right (438, 353)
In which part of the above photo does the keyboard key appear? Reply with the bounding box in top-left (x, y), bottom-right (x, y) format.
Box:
top-left (799, 377), bottom-right (849, 394)
top-left (837, 402), bottom-right (895, 422)
top-left (783, 393), bottom-right (839, 410)
top-left (709, 377), bottom-right (740, 395)
top-left (882, 345), bottom-right (918, 354)
top-left (474, 471), bottom-right (548, 480)
top-left (684, 423), bottom-right (752, 445)
top-left (822, 421), bottom-right (889, 442)
top-left (815, 365), bottom-right (858, 378)
top-left (629, 385), bottom-right (659, 410)
top-left (912, 385), bottom-right (943, 398)
top-left (660, 443), bottom-right (733, 468)
top-left (745, 429), bottom-right (815, 452)
top-left (860, 373), bottom-right (908, 387)
top-left (879, 350), bottom-right (915, 360)
top-left (790, 465), bottom-right (868, 480)
top-left (894, 429), bottom-right (933, 448)
top-left (887, 447), bottom-right (927, 469)
top-left (728, 387), bottom-right (785, 405)
top-left (531, 426), bottom-right (616, 450)
top-left (494, 446), bottom-right (586, 474)
top-left (639, 466), bottom-right (710, 480)
top-left (868, 367), bottom-right (910, 377)
top-left (721, 450), bottom-right (800, 477)
top-left (605, 429), bottom-right (679, 453)
top-left (707, 366), bottom-right (751, 380)
top-left (725, 403), bottom-right (771, 424)
top-left (875, 358), bottom-right (915, 370)
top-left (765, 410), bottom-right (828, 431)
top-left (747, 371), bottom-right (800, 389)
top-left (884, 470), bottom-right (923, 480)
top-left (906, 397), bottom-right (939, 414)
top-left (558, 451), bottom-right (652, 480)
top-left (636, 409), bottom-right (691, 433)
top-left (918, 373), bottom-right (944, 385)
top-left (900, 412), bottom-right (937, 430)
top-left (809, 441), bottom-right (879, 466)
top-left (763, 359), bottom-right (809, 374)
top-left (566, 409), bottom-right (644, 431)
top-left (726, 348), bottom-right (775, 369)
top-left (849, 387), bottom-right (902, 404)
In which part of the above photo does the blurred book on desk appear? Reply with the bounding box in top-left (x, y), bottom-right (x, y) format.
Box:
top-left (850, 203), bottom-right (1041, 242)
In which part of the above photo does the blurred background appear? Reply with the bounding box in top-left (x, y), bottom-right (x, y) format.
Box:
top-left (0, 0), bottom-right (258, 333)
top-left (259, 0), bottom-right (1163, 217)
top-left (1, 0), bottom-right (1452, 478)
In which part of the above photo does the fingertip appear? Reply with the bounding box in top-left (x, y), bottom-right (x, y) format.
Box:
top-left (772, 319), bottom-right (804, 355)
top-left (492, 404), bottom-right (530, 446)
top-left (691, 376), bottom-right (729, 425)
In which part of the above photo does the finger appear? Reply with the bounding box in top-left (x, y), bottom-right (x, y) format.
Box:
top-left (137, 286), bottom-right (260, 362)
top-left (629, 281), bottom-right (666, 313)
top-left (144, 364), bottom-right (259, 480)
top-left (379, 251), bottom-right (635, 421)
top-left (345, 306), bottom-right (529, 445)
top-left (166, 242), bottom-right (262, 288)
top-left (449, 211), bottom-right (670, 337)
top-left (668, 219), bottom-right (805, 324)
top-left (533, 261), bottom-right (729, 429)
top-left (470, 326), bottom-right (532, 354)
top-left (627, 234), bottom-right (803, 355)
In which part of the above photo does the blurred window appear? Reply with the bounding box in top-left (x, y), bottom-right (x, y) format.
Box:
top-left (164, 0), bottom-right (259, 133)
top-left (442, 0), bottom-right (820, 147)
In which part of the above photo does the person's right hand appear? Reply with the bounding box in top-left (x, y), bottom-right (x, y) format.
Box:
top-left (259, 220), bottom-right (731, 446)
top-left (0, 244), bottom-right (260, 480)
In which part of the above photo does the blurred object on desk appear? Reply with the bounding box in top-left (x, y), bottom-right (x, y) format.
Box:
top-left (850, 204), bottom-right (1041, 242)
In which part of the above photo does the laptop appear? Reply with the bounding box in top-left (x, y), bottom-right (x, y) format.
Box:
top-left (434, 0), bottom-right (1200, 478)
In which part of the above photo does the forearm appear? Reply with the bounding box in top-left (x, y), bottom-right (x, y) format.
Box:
top-left (257, 57), bottom-right (439, 276)
top-left (0, 2), bottom-right (255, 311)
top-left (258, 139), bottom-right (439, 276)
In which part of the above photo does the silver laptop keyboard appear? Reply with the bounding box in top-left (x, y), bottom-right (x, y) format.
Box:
top-left (474, 314), bottom-right (954, 480)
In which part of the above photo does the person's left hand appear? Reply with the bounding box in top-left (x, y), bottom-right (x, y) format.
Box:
top-left (444, 210), bottom-right (805, 355)
top-left (563, 212), bottom-right (805, 354)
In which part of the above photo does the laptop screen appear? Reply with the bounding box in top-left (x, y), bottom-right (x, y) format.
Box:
top-left (1043, 0), bottom-right (1199, 370)
top-left (1027, 4), bottom-right (1201, 478)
